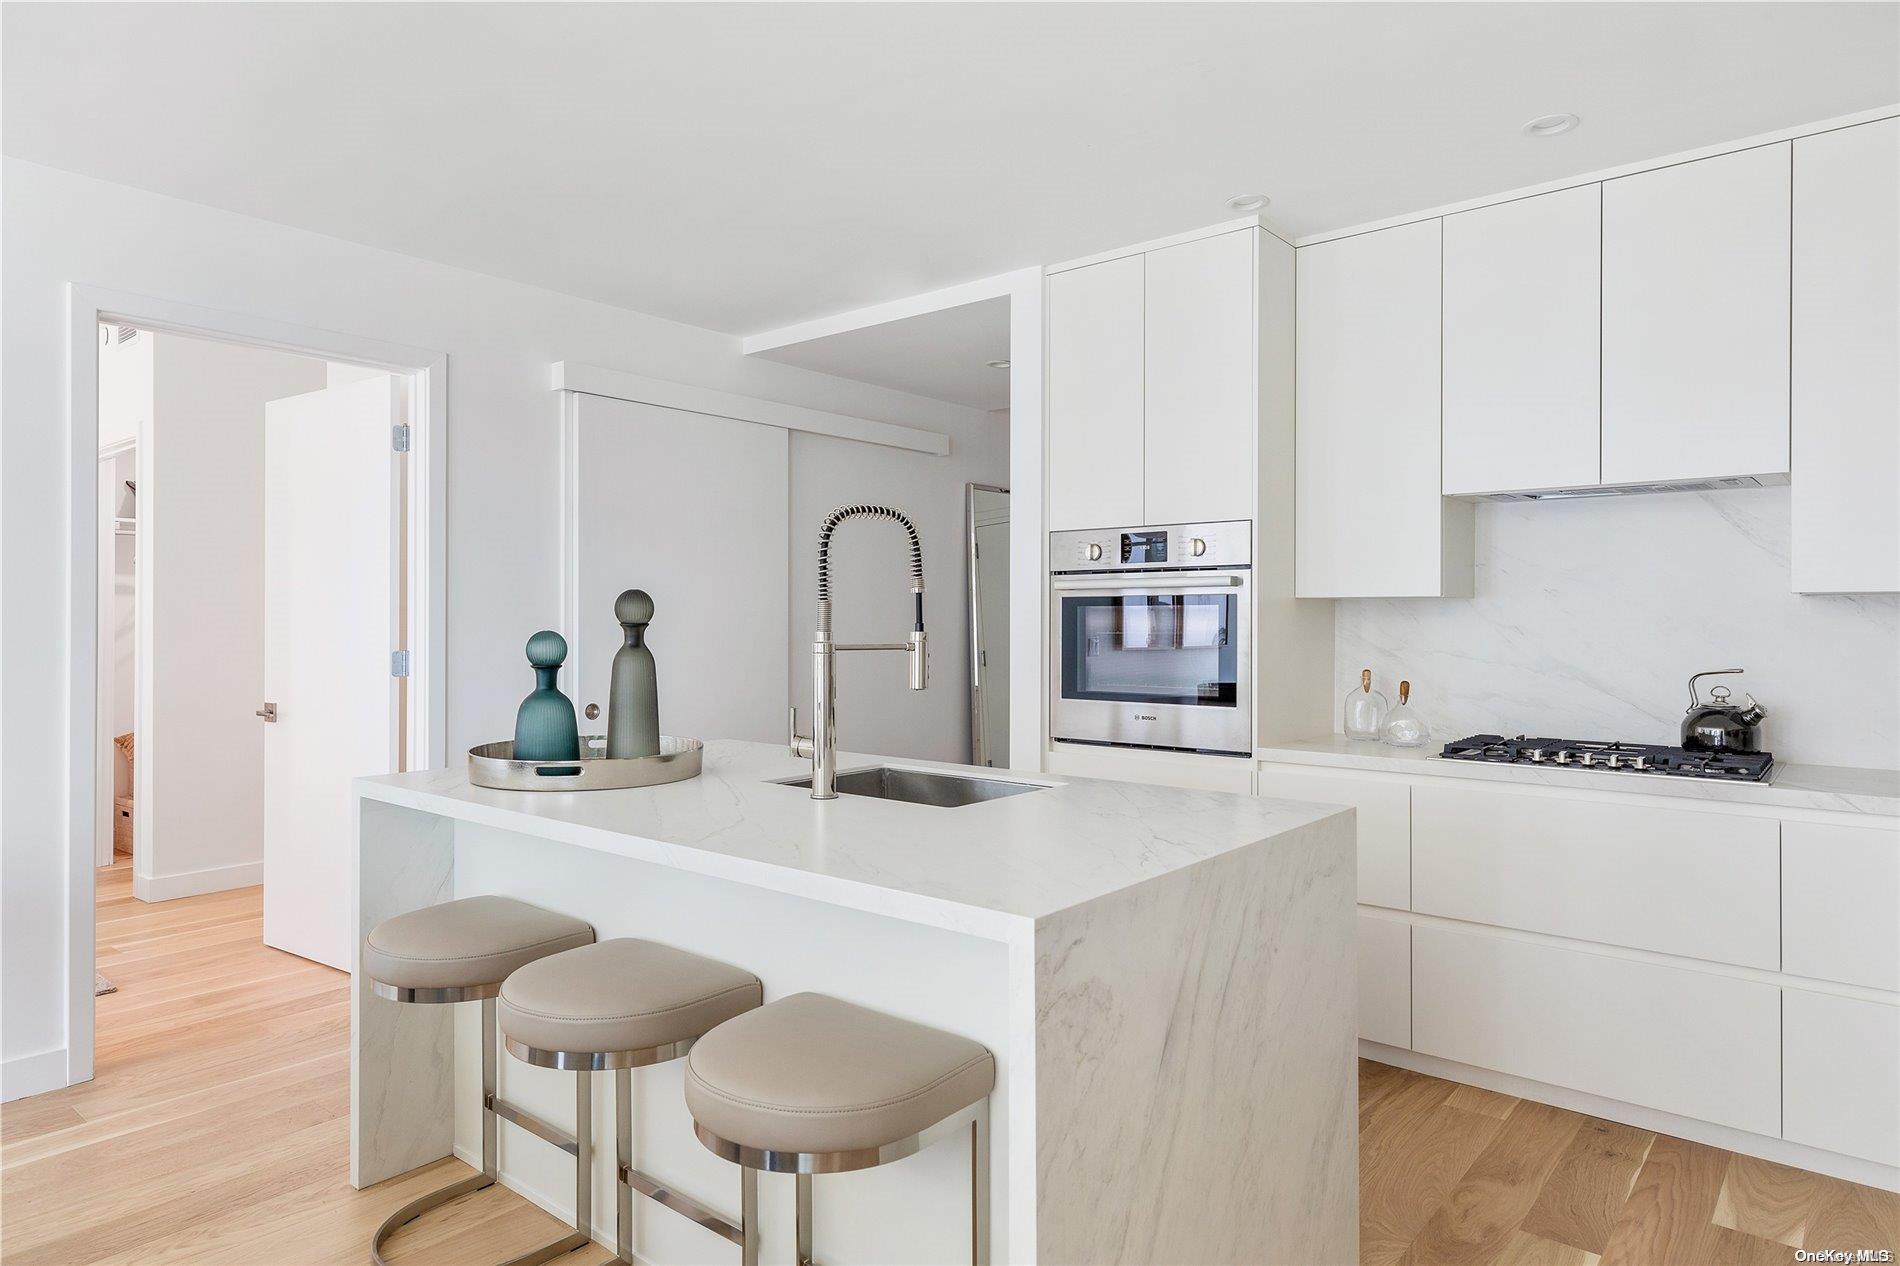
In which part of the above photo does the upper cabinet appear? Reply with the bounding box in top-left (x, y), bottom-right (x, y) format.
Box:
top-left (1602, 144), bottom-right (1792, 486)
top-left (1296, 220), bottom-right (1472, 598)
top-left (1791, 118), bottom-right (1899, 595)
top-left (1442, 185), bottom-right (1602, 496)
top-left (1046, 229), bottom-right (1261, 531)
top-left (1143, 231), bottom-right (1256, 526)
top-left (1047, 254), bottom-right (1145, 530)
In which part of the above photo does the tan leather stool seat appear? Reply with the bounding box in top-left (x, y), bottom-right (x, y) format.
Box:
top-left (364, 895), bottom-right (594, 991)
top-left (498, 939), bottom-right (762, 1056)
top-left (685, 992), bottom-right (996, 1156)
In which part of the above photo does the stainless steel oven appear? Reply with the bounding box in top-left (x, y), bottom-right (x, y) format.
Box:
top-left (1049, 521), bottom-right (1252, 756)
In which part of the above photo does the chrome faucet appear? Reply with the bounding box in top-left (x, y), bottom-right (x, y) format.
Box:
top-left (789, 503), bottom-right (927, 799)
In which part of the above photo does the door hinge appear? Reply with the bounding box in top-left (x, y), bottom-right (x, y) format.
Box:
top-left (391, 424), bottom-right (411, 453)
top-left (390, 649), bottom-right (411, 678)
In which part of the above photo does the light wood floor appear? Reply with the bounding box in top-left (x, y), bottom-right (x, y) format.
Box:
top-left (2, 866), bottom-right (1894, 1265)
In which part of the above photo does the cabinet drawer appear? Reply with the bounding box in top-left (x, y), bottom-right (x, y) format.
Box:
top-left (1414, 924), bottom-right (1780, 1136)
top-left (1047, 745), bottom-right (1255, 794)
top-left (1357, 910), bottom-right (1410, 1048)
top-left (1411, 783), bottom-right (1778, 968)
top-left (1783, 820), bottom-right (1900, 991)
top-left (1259, 766), bottom-right (1409, 909)
top-left (1784, 989), bottom-right (1900, 1166)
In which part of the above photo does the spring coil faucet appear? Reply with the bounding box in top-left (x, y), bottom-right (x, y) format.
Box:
top-left (791, 503), bottom-right (927, 799)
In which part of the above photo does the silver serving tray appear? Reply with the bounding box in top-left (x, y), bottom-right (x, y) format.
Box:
top-left (468, 735), bottom-right (703, 791)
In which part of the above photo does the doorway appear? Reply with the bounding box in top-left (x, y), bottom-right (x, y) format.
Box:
top-left (71, 290), bottom-right (445, 1087)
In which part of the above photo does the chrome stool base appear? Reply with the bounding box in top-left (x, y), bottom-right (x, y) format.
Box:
top-left (692, 1100), bottom-right (990, 1266)
top-left (367, 990), bottom-right (596, 1266)
top-left (504, 1037), bottom-right (759, 1266)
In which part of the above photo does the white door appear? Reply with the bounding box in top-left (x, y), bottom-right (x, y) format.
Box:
top-left (1442, 184), bottom-right (1602, 495)
top-left (262, 375), bottom-right (401, 969)
top-left (1601, 143), bottom-right (1791, 485)
top-left (1144, 229), bottom-right (1256, 525)
top-left (1046, 255), bottom-right (1144, 530)
top-left (568, 394), bottom-right (788, 744)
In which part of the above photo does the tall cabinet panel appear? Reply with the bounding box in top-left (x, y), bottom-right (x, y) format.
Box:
top-left (1601, 144), bottom-right (1791, 485)
top-left (1792, 118), bottom-right (1899, 594)
top-left (1296, 219), bottom-right (1470, 597)
top-left (1442, 185), bottom-right (1602, 495)
top-left (1144, 229), bottom-right (1256, 525)
top-left (1047, 255), bottom-right (1144, 530)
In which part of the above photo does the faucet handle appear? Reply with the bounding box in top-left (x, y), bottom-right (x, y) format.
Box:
top-left (789, 706), bottom-right (814, 759)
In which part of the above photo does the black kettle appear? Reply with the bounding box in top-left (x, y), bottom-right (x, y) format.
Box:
top-left (1682, 669), bottom-right (1766, 753)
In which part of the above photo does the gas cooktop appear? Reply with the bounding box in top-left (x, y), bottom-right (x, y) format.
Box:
top-left (1440, 734), bottom-right (1775, 782)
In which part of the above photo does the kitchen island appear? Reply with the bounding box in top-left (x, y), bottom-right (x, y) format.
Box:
top-left (351, 740), bottom-right (1356, 1264)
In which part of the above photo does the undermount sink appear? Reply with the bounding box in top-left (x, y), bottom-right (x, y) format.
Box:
top-left (776, 766), bottom-right (1047, 807)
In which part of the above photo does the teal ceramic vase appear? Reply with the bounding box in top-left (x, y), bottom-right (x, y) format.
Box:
top-left (514, 630), bottom-right (580, 761)
top-left (606, 590), bottom-right (661, 758)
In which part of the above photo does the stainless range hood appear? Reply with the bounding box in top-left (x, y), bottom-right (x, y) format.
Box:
top-left (1470, 474), bottom-right (1788, 503)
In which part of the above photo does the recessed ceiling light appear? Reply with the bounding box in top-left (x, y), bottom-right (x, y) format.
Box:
top-left (1226, 194), bottom-right (1270, 212)
top-left (1523, 113), bottom-right (1580, 138)
top-left (986, 359), bottom-right (1011, 370)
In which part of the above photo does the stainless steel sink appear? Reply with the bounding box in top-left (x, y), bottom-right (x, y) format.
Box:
top-left (775, 766), bottom-right (1047, 807)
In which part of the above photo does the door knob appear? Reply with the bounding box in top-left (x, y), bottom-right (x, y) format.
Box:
top-left (255, 703), bottom-right (278, 723)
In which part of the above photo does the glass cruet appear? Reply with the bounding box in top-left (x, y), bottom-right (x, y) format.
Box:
top-left (1343, 668), bottom-right (1388, 741)
top-left (1382, 679), bottom-right (1431, 748)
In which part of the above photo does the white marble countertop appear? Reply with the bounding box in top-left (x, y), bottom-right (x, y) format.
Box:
top-left (358, 739), bottom-right (1344, 940)
top-left (1255, 735), bottom-right (1900, 817)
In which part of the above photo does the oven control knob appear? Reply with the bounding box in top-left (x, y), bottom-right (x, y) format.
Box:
top-left (1190, 538), bottom-right (1208, 557)
top-left (1086, 543), bottom-right (1104, 561)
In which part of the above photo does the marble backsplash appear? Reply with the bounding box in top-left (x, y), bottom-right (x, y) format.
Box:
top-left (1333, 486), bottom-right (1900, 771)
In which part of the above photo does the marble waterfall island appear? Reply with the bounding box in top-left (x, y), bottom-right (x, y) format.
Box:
top-left (352, 740), bottom-right (1357, 1264)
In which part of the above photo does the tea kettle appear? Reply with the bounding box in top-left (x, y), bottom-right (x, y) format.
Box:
top-left (1682, 669), bottom-right (1766, 753)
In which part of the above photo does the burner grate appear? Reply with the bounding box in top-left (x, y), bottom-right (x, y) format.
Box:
top-left (1440, 734), bottom-right (1773, 782)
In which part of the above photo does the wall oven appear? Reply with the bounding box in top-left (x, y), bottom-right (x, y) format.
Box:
top-left (1049, 521), bottom-right (1252, 756)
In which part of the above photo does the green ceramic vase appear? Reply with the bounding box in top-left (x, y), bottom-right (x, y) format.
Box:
top-left (606, 590), bottom-right (660, 758)
top-left (514, 630), bottom-right (580, 761)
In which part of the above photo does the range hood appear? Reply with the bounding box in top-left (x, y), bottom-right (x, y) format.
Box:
top-left (1471, 474), bottom-right (1788, 504)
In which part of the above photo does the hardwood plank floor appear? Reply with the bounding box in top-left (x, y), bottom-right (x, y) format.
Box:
top-left (3, 865), bottom-right (1895, 1264)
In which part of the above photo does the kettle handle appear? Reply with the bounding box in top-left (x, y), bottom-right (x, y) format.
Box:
top-left (1687, 668), bottom-right (1745, 709)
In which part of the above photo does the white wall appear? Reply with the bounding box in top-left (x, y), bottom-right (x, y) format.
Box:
top-left (1335, 486), bottom-right (1900, 769)
top-left (96, 325), bottom-right (151, 450)
top-left (142, 332), bottom-right (326, 894)
top-left (0, 156), bottom-right (1032, 1095)
top-left (788, 422), bottom-right (1008, 765)
top-left (109, 452), bottom-right (135, 797)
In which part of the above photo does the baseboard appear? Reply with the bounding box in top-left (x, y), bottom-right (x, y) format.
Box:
top-left (2, 1046), bottom-right (71, 1102)
top-left (133, 859), bottom-right (262, 902)
top-left (1362, 1040), bottom-right (1900, 1193)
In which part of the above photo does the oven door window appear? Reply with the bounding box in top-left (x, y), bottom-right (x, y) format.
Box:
top-left (1059, 593), bottom-right (1239, 707)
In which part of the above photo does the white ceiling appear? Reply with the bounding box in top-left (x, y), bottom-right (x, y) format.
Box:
top-left (751, 296), bottom-right (1012, 411)
top-left (5, 4), bottom-right (1895, 337)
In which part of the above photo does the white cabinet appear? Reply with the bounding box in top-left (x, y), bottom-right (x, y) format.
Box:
top-left (1782, 819), bottom-right (1900, 991)
top-left (1144, 230), bottom-right (1256, 525)
top-left (1357, 911), bottom-right (1411, 1049)
top-left (1601, 144), bottom-right (1792, 486)
top-left (1442, 185), bottom-right (1602, 495)
top-left (1258, 765), bottom-right (1410, 910)
top-left (1784, 989), bottom-right (1900, 1166)
top-left (1410, 784), bottom-right (1779, 969)
top-left (1792, 118), bottom-right (1900, 595)
top-left (1296, 220), bottom-right (1472, 597)
top-left (1045, 743), bottom-right (1255, 794)
top-left (1413, 923), bottom-right (1782, 1137)
top-left (1047, 255), bottom-right (1144, 530)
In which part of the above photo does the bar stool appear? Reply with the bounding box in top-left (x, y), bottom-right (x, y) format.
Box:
top-left (683, 992), bottom-right (996, 1266)
top-left (363, 895), bottom-right (596, 1266)
top-left (497, 938), bottom-right (765, 1264)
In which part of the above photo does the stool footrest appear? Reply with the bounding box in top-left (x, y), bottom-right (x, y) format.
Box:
top-left (488, 1093), bottom-right (579, 1156)
top-left (622, 1165), bottom-right (746, 1246)
top-left (370, 1172), bottom-right (494, 1266)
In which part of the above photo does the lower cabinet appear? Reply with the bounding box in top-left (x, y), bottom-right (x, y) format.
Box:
top-left (1260, 766), bottom-right (1410, 910)
top-left (1046, 745), bottom-right (1256, 793)
top-left (1357, 910), bottom-right (1411, 1049)
top-left (1412, 923), bottom-right (1781, 1137)
top-left (1784, 989), bottom-right (1900, 1167)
